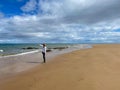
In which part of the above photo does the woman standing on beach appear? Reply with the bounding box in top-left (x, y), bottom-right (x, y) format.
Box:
top-left (40, 44), bottom-right (47, 63)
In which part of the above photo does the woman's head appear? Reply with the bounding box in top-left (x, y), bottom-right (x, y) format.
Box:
top-left (42, 44), bottom-right (46, 47)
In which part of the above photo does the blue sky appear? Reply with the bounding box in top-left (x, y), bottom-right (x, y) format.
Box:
top-left (0, 0), bottom-right (120, 43)
top-left (0, 0), bottom-right (26, 16)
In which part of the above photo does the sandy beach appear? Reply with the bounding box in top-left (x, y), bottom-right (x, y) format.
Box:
top-left (0, 44), bottom-right (120, 90)
top-left (0, 44), bottom-right (90, 79)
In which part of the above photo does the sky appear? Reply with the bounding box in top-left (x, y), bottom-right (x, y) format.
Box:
top-left (0, 0), bottom-right (120, 43)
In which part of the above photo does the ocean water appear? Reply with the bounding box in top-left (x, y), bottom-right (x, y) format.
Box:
top-left (0, 43), bottom-right (92, 56)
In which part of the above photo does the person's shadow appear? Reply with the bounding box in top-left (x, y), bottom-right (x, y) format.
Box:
top-left (27, 61), bottom-right (45, 64)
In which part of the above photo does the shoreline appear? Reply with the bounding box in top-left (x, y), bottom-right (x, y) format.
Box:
top-left (0, 50), bottom-right (39, 58)
top-left (0, 44), bottom-right (92, 80)
top-left (0, 44), bottom-right (91, 58)
top-left (0, 44), bottom-right (92, 59)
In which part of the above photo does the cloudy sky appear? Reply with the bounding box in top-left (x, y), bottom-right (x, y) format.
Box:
top-left (0, 0), bottom-right (120, 43)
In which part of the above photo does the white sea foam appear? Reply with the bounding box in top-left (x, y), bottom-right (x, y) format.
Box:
top-left (0, 44), bottom-right (92, 59)
top-left (0, 50), bottom-right (3, 52)
top-left (0, 50), bottom-right (40, 58)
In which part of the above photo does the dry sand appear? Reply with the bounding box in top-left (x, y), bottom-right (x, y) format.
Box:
top-left (0, 44), bottom-right (120, 90)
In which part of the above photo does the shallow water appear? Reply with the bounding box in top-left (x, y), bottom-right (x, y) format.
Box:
top-left (0, 44), bottom-right (92, 56)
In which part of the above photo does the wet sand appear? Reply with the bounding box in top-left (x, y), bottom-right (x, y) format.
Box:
top-left (0, 44), bottom-right (91, 79)
top-left (0, 44), bottom-right (120, 90)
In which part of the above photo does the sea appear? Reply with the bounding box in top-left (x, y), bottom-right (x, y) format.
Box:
top-left (0, 43), bottom-right (92, 56)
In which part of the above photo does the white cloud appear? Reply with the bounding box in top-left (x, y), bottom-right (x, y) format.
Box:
top-left (21, 0), bottom-right (37, 13)
top-left (0, 0), bottom-right (120, 43)
top-left (38, 0), bottom-right (120, 24)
